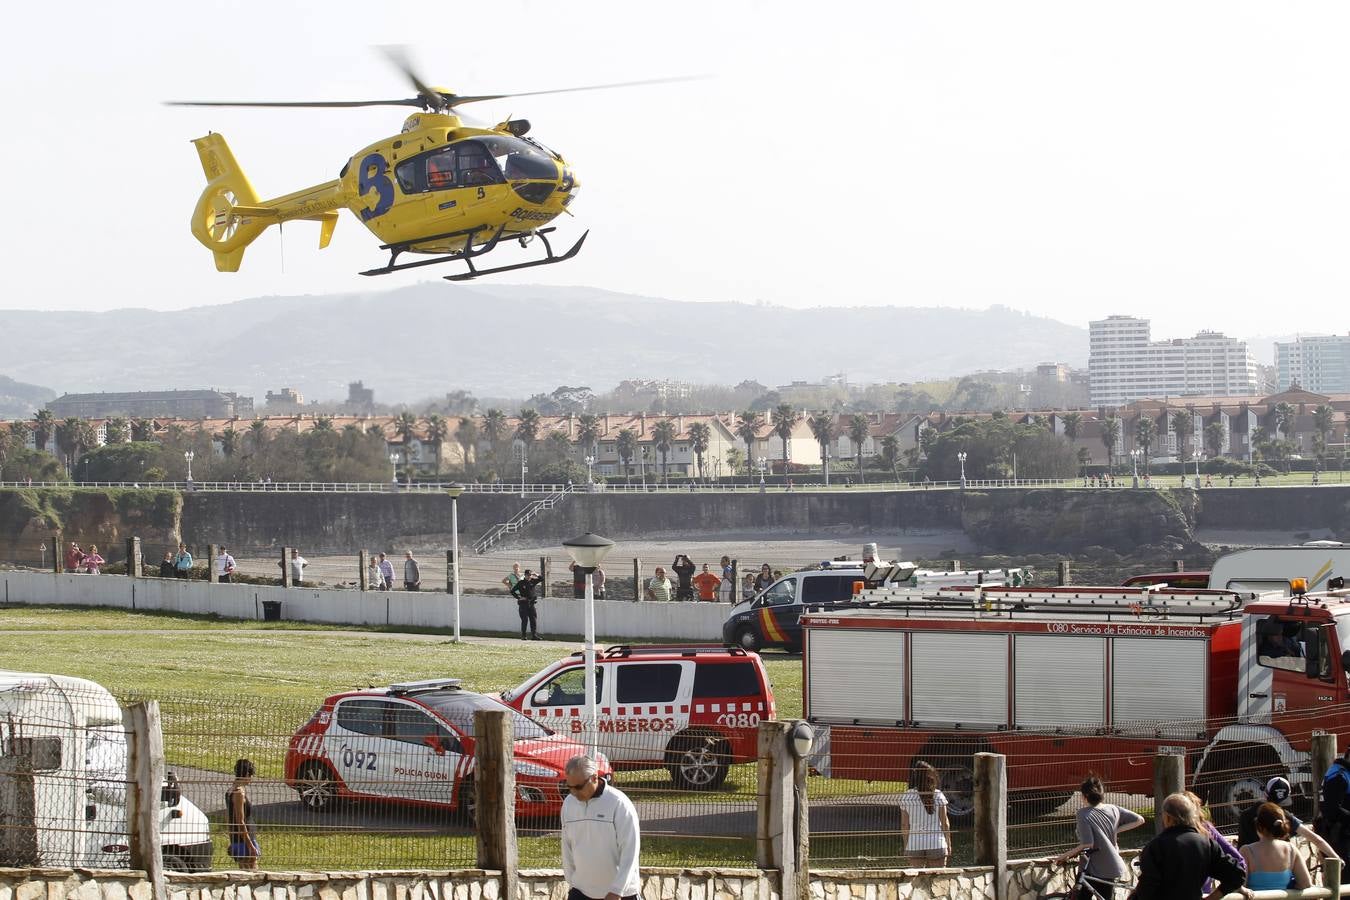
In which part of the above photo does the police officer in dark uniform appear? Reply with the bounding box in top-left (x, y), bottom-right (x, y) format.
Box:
top-left (511, 568), bottom-right (544, 641)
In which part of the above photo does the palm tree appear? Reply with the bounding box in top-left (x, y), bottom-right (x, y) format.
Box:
top-left (1135, 416), bottom-right (1157, 473)
top-left (219, 427), bottom-right (239, 458)
top-left (8, 420), bottom-right (31, 450)
top-left (577, 414), bottom-right (601, 460)
top-left (880, 435), bottom-right (900, 482)
top-left (1273, 402), bottom-right (1296, 440)
top-left (1061, 412), bottom-right (1082, 442)
top-left (688, 421), bottom-right (711, 481)
top-left (104, 417), bottom-right (129, 444)
top-left (652, 419), bottom-right (677, 481)
top-left (1171, 408), bottom-right (1194, 463)
top-left (482, 409), bottom-right (508, 449)
top-left (516, 408), bottom-right (540, 448)
top-left (848, 414), bottom-right (870, 483)
top-left (395, 411), bottom-right (419, 465)
top-left (1101, 417), bottom-right (1121, 469)
top-left (807, 412), bottom-right (837, 483)
top-left (313, 416), bottom-right (334, 432)
top-left (735, 411), bottom-right (762, 476)
top-left (454, 417), bottom-right (479, 474)
top-left (1205, 421), bottom-right (1227, 459)
top-left (55, 417), bottom-right (81, 468)
top-left (425, 413), bottom-right (449, 476)
top-left (770, 404), bottom-right (801, 476)
top-left (130, 418), bottom-right (155, 442)
top-left (1313, 405), bottom-right (1335, 461)
top-left (249, 419), bottom-right (267, 451)
top-left (33, 410), bottom-right (54, 453)
top-left (616, 429), bottom-right (637, 482)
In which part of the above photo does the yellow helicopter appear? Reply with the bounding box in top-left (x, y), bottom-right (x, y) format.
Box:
top-left (170, 51), bottom-right (680, 280)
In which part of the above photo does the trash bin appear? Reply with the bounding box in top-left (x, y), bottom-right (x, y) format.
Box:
top-left (262, 600), bottom-right (282, 622)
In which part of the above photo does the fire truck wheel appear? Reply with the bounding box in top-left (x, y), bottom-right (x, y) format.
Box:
top-left (1011, 790), bottom-right (1074, 821)
top-left (296, 761), bottom-right (340, 813)
top-left (1196, 742), bottom-right (1283, 826)
top-left (667, 733), bottom-right (731, 790)
top-left (734, 627), bottom-right (761, 652)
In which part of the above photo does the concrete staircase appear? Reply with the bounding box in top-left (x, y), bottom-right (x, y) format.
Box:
top-left (472, 488), bottom-right (571, 554)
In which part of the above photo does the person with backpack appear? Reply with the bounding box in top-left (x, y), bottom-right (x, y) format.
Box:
top-left (1318, 749), bottom-right (1350, 881)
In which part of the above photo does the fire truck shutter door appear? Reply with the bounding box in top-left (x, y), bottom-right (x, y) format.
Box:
top-left (807, 630), bottom-right (904, 724)
top-left (1113, 638), bottom-right (1207, 738)
top-left (912, 632), bottom-right (1008, 729)
top-left (1014, 635), bottom-right (1106, 730)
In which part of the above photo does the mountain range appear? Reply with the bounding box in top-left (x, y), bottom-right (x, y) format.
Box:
top-left (0, 284), bottom-right (1090, 403)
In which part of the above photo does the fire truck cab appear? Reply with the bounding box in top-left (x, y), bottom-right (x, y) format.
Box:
top-left (802, 580), bottom-right (1350, 824)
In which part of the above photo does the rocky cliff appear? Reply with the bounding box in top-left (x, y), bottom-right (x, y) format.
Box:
top-left (0, 488), bottom-right (181, 565)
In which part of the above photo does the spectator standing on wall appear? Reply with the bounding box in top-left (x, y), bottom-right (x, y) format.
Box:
top-left (1054, 773), bottom-right (1145, 899)
top-left (592, 565), bottom-right (607, 600)
top-left (174, 543), bottom-right (193, 579)
top-left (367, 554), bottom-right (381, 591)
top-left (693, 564), bottom-right (722, 602)
top-left (377, 553), bottom-right (395, 591)
top-left (82, 544), bottom-right (105, 575)
top-left (754, 563), bottom-right (775, 592)
top-left (719, 555), bottom-right (734, 602)
top-left (561, 754), bottom-right (641, 900)
top-left (159, 552), bottom-right (176, 579)
top-left (742, 572), bottom-right (756, 599)
top-left (671, 555), bottom-right (696, 601)
top-left (64, 542), bottom-right (84, 573)
top-left (403, 551), bottom-right (421, 591)
top-left (215, 547), bottom-right (236, 583)
top-left (645, 566), bottom-right (673, 602)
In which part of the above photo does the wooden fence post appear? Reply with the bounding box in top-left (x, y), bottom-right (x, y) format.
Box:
top-left (281, 547), bottom-right (292, 587)
top-left (539, 556), bottom-right (550, 599)
top-left (974, 752), bottom-right (1008, 900)
top-left (1057, 561), bottom-right (1071, 586)
top-left (126, 536), bottom-right (142, 577)
top-left (1324, 856), bottom-right (1343, 889)
top-left (359, 550), bottom-right (369, 591)
top-left (51, 534), bottom-right (61, 573)
top-left (757, 721), bottom-right (797, 900)
top-left (949, 559), bottom-right (961, 572)
top-left (124, 701), bottom-right (166, 900)
top-left (1313, 733), bottom-right (1338, 824)
top-left (731, 559), bottom-right (739, 603)
top-left (207, 544), bottom-right (219, 584)
top-left (474, 709), bottom-right (517, 900)
top-left (1153, 752), bottom-right (1186, 834)
top-left (633, 557), bottom-right (643, 602)
top-left (1172, 559), bottom-right (1185, 573)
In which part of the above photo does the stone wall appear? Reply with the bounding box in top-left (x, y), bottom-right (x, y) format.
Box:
top-left (0, 861), bottom-right (1140, 900)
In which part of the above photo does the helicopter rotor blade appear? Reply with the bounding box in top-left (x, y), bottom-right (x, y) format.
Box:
top-left (165, 99), bottom-right (423, 109)
top-left (443, 75), bottom-right (706, 107)
top-left (377, 44), bottom-right (446, 111)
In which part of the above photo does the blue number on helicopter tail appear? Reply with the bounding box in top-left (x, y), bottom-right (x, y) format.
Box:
top-left (358, 153), bottom-right (394, 221)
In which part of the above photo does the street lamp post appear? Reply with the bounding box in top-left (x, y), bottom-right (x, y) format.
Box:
top-left (957, 451), bottom-right (967, 491)
top-left (584, 454), bottom-right (595, 490)
top-left (757, 457), bottom-right (767, 493)
top-left (447, 483), bottom-right (464, 643)
top-left (183, 450), bottom-right (195, 483)
top-left (520, 443), bottom-right (529, 498)
top-left (562, 531), bottom-right (616, 758)
top-left (640, 447), bottom-right (648, 490)
top-left (389, 453), bottom-right (399, 485)
top-left (1130, 449), bottom-right (1141, 488)
top-left (1194, 453), bottom-right (1202, 490)
top-left (824, 446), bottom-right (831, 487)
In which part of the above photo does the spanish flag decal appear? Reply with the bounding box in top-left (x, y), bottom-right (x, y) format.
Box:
top-left (759, 608), bottom-right (788, 644)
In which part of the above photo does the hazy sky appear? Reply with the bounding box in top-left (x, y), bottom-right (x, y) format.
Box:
top-left (6, 1), bottom-right (1349, 338)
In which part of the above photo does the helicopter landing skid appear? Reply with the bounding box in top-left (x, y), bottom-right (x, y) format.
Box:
top-left (443, 228), bottom-right (587, 281)
top-left (357, 225), bottom-right (586, 280)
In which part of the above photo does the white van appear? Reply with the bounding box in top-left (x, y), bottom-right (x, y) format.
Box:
top-left (0, 671), bottom-right (212, 870)
top-left (1207, 543), bottom-right (1349, 595)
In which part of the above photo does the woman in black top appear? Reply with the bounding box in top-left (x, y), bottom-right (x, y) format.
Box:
top-left (158, 553), bottom-right (175, 578)
top-left (227, 758), bottom-right (259, 869)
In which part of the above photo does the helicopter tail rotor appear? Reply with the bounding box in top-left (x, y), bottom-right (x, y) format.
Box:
top-left (189, 133), bottom-right (270, 272)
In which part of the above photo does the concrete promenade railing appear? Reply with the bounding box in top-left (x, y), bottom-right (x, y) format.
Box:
top-left (0, 569), bottom-right (728, 640)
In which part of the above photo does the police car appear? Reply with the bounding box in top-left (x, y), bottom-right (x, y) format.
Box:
top-left (499, 645), bottom-right (775, 790)
top-left (284, 678), bottom-right (606, 819)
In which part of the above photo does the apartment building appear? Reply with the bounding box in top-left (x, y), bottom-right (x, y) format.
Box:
top-left (1088, 315), bottom-right (1258, 406)
top-left (1276, 334), bottom-right (1350, 393)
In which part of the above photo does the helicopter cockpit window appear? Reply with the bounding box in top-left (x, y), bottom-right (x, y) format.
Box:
top-left (456, 141), bottom-right (507, 187)
top-left (424, 150), bottom-right (457, 190)
top-left (478, 136), bottom-right (558, 181)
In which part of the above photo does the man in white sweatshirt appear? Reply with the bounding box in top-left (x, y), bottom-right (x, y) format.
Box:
top-left (561, 755), bottom-right (641, 900)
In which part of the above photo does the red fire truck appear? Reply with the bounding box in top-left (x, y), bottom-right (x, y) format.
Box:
top-left (802, 580), bottom-right (1350, 823)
